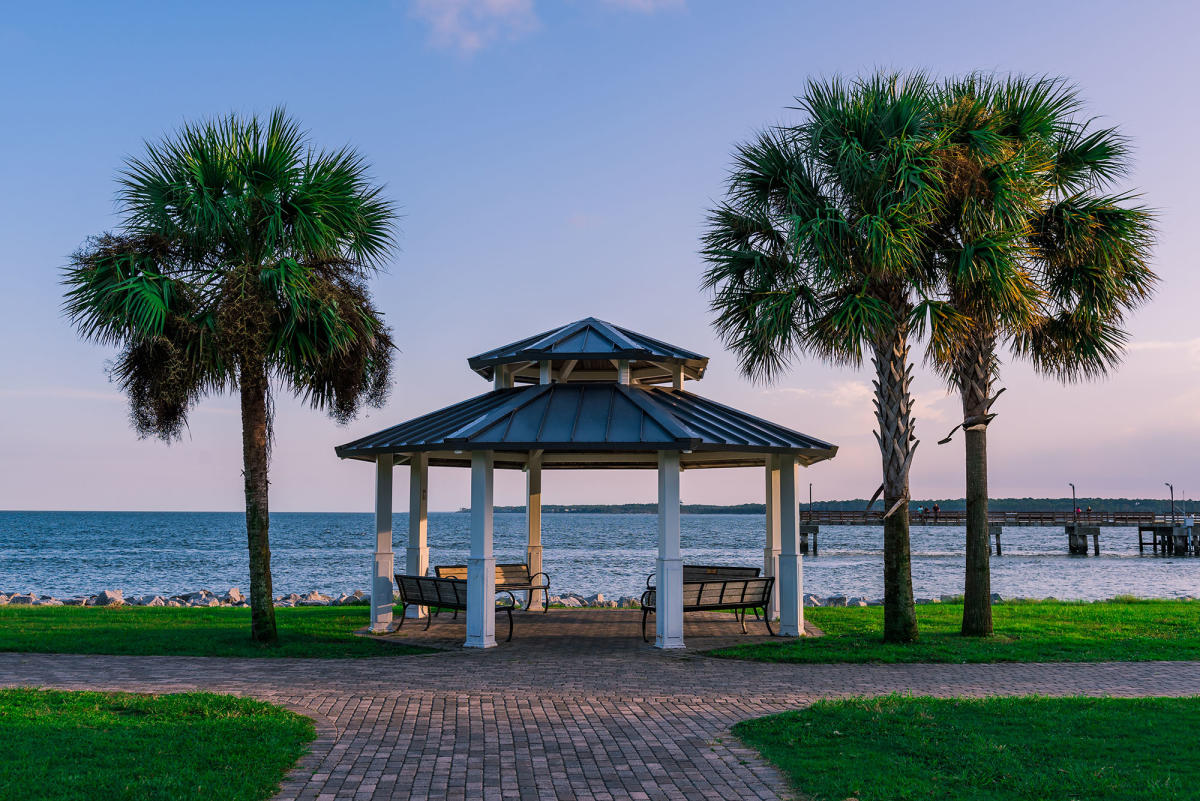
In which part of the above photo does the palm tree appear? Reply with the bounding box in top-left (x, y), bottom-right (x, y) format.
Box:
top-left (702, 74), bottom-right (952, 643)
top-left (927, 76), bottom-right (1156, 636)
top-left (64, 109), bottom-right (397, 644)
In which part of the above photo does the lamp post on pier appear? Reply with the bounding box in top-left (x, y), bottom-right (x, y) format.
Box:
top-left (1069, 483), bottom-right (1077, 524)
top-left (1166, 482), bottom-right (1175, 523)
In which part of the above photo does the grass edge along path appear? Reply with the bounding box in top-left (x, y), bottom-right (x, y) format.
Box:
top-left (0, 688), bottom-right (315, 801)
top-left (709, 599), bottom-right (1200, 663)
top-left (734, 695), bottom-right (1200, 801)
top-left (0, 605), bottom-right (437, 658)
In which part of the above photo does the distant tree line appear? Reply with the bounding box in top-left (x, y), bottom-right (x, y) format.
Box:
top-left (477, 498), bottom-right (1188, 515)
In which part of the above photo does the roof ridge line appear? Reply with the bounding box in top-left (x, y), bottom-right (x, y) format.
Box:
top-left (615, 384), bottom-right (698, 443)
top-left (444, 385), bottom-right (553, 443)
top-left (526, 319), bottom-right (591, 353)
top-left (588, 318), bottom-right (641, 352)
top-left (672, 389), bottom-right (836, 449)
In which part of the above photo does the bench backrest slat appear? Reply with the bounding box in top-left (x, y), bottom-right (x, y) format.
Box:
top-left (496, 564), bottom-right (532, 584)
top-left (647, 576), bottom-right (774, 612)
top-left (395, 574), bottom-right (467, 609)
top-left (681, 565), bottom-right (761, 582)
top-left (435, 563), bottom-right (532, 584)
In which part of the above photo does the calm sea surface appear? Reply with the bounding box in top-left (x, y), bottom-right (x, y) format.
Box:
top-left (1, 511), bottom-right (1198, 601)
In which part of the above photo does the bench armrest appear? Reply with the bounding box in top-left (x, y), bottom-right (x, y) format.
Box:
top-left (496, 590), bottom-right (517, 609)
top-left (640, 588), bottom-right (655, 609)
top-left (645, 571), bottom-right (656, 590)
top-left (527, 572), bottom-right (550, 588)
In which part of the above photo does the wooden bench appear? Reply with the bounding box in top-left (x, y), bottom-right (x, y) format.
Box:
top-left (435, 563), bottom-right (550, 612)
top-left (393, 574), bottom-right (515, 641)
top-left (639, 576), bottom-right (775, 642)
top-left (645, 564), bottom-right (761, 590)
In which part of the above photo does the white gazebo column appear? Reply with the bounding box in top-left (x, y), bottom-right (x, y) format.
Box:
top-left (656, 450), bottom-right (684, 649)
top-left (493, 365), bottom-right (511, 390)
top-left (526, 451), bottom-right (544, 610)
top-left (778, 454), bottom-right (805, 637)
top-left (764, 455), bottom-right (781, 621)
top-left (405, 453), bottom-right (429, 618)
top-left (466, 451), bottom-right (497, 648)
top-left (370, 454), bottom-right (394, 633)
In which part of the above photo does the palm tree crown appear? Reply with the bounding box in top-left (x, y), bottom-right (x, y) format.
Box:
top-left (924, 75), bottom-right (1155, 635)
top-left (703, 73), bottom-right (949, 642)
top-left (64, 109), bottom-right (399, 643)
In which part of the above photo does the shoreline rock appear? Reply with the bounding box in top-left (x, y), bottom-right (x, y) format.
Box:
top-left (0, 589), bottom-right (1196, 610)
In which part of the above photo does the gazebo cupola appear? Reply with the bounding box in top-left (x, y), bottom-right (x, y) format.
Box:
top-left (336, 317), bottom-right (837, 651)
top-left (468, 317), bottom-right (709, 389)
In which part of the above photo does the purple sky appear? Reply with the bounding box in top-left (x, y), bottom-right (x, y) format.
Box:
top-left (1, 0), bottom-right (1196, 512)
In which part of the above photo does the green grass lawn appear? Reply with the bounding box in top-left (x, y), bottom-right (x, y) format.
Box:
top-left (0, 688), bottom-right (314, 801)
top-left (0, 606), bottom-right (435, 658)
top-left (710, 599), bottom-right (1200, 663)
top-left (735, 695), bottom-right (1200, 801)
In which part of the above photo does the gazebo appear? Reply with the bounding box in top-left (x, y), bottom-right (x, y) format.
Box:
top-left (335, 317), bottom-right (837, 649)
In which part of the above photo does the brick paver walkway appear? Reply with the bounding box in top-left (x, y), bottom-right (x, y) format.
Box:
top-left (3, 610), bottom-right (1199, 801)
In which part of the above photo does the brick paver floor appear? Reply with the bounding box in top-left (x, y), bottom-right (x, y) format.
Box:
top-left (3, 609), bottom-right (1199, 800)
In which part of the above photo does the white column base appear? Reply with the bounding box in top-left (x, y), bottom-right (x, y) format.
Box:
top-left (404, 546), bottom-right (429, 618)
top-left (655, 556), bottom-right (684, 649)
top-left (526, 544), bottom-right (544, 611)
top-left (465, 556), bottom-right (497, 648)
top-left (763, 546), bottom-right (781, 620)
top-left (778, 552), bottom-right (804, 637)
top-left (370, 551), bottom-right (394, 633)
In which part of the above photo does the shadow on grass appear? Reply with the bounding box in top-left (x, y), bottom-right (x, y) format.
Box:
top-left (708, 600), bottom-right (1200, 664)
top-left (0, 606), bottom-right (437, 658)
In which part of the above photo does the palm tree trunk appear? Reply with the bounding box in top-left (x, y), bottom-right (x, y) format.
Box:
top-left (240, 358), bottom-right (277, 645)
top-left (959, 336), bottom-right (995, 636)
top-left (873, 329), bottom-right (919, 643)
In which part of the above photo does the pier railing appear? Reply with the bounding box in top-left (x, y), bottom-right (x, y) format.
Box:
top-left (797, 510), bottom-right (1185, 527)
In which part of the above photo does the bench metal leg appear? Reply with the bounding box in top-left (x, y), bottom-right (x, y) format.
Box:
top-left (763, 608), bottom-right (775, 636)
top-left (504, 607), bottom-right (514, 642)
top-left (397, 604), bottom-right (408, 627)
top-left (642, 608), bottom-right (651, 643)
top-left (424, 611), bottom-right (435, 631)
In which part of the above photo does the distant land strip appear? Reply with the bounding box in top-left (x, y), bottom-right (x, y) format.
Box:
top-left (465, 498), bottom-right (1185, 515)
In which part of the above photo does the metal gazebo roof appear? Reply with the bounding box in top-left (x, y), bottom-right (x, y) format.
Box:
top-left (335, 383), bottom-right (836, 470)
top-left (467, 317), bottom-right (709, 385)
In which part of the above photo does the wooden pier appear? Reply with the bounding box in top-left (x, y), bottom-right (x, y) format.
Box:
top-left (795, 510), bottom-right (1197, 557)
top-left (1138, 525), bottom-right (1200, 555)
top-left (798, 510), bottom-right (1178, 527)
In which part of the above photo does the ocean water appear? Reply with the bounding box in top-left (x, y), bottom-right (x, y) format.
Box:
top-left (1, 511), bottom-right (1197, 601)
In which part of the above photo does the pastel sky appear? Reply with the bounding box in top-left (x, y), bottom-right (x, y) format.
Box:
top-left (1, 0), bottom-right (1197, 512)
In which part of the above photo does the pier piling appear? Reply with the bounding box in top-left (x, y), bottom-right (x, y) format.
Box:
top-left (1066, 524), bottom-right (1100, 555)
top-left (798, 524), bottom-right (818, 556)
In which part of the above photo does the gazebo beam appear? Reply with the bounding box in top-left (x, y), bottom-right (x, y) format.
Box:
top-left (406, 452), bottom-right (429, 618)
top-left (778, 454), bottom-right (805, 637)
top-left (656, 450), bottom-right (684, 649)
top-left (466, 451), bottom-right (497, 648)
top-left (764, 454), bottom-right (781, 621)
top-left (370, 454), bottom-right (394, 633)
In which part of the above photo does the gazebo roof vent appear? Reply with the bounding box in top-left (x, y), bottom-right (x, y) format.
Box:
top-left (467, 317), bottom-right (708, 385)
